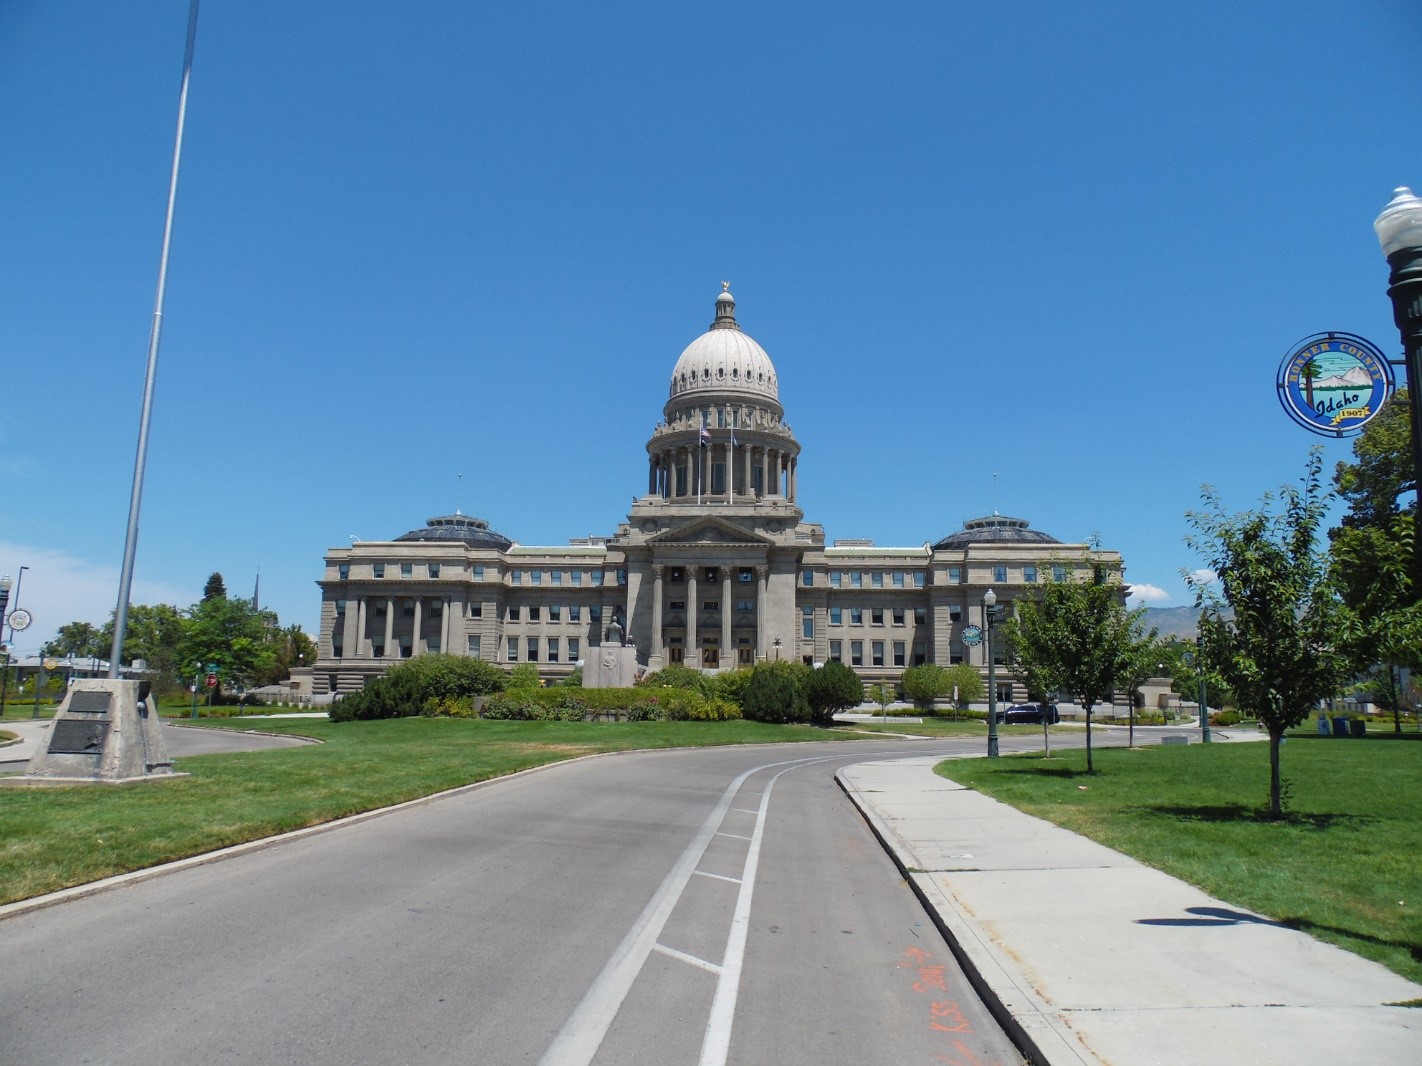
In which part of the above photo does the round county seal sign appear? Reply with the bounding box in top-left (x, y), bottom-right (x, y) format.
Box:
top-left (1277, 332), bottom-right (1393, 437)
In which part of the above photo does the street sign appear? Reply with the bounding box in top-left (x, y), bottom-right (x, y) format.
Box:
top-left (43, 658), bottom-right (59, 672)
top-left (204, 673), bottom-right (217, 688)
top-left (961, 624), bottom-right (983, 647)
top-left (7, 608), bottom-right (32, 631)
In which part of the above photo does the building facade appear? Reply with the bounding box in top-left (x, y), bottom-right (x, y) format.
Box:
top-left (313, 287), bottom-right (1124, 698)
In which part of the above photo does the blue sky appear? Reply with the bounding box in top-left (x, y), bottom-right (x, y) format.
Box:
top-left (2, 1), bottom-right (1419, 655)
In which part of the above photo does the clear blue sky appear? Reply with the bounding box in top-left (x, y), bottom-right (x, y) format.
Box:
top-left (2, 1), bottom-right (1419, 654)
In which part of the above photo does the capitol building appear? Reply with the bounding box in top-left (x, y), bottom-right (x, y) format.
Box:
top-left (312, 287), bottom-right (1124, 699)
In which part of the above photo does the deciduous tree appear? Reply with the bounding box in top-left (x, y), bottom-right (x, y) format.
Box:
top-left (1187, 450), bottom-right (1347, 817)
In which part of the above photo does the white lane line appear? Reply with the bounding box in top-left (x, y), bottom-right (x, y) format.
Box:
top-left (697, 763), bottom-right (793, 1066)
top-left (537, 754), bottom-right (832, 1066)
top-left (715, 831), bottom-right (752, 841)
top-left (731, 807), bottom-right (759, 815)
top-left (694, 870), bottom-right (741, 885)
top-left (652, 942), bottom-right (723, 975)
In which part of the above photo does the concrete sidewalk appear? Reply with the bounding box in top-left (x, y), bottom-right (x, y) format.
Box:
top-left (839, 756), bottom-right (1422, 1066)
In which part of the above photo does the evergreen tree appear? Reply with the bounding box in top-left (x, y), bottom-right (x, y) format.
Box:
top-left (202, 572), bottom-right (227, 601)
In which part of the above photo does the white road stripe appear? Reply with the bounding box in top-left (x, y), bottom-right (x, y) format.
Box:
top-left (715, 831), bottom-right (753, 841)
top-left (694, 870), bottom-right (742, 885)
top-left (652, 942), bottom-right (723, 975)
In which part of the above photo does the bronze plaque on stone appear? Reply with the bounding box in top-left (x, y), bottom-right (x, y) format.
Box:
top-left (68, 690), bottom-right (113, 715)
top-left (49, 717), bottom-right (111, 755)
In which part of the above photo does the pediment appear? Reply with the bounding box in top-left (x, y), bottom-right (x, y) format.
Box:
top-left (648, 516), bottom-right (774, 547)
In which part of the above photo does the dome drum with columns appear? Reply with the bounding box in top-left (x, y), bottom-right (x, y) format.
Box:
top-left (311, 287), bottom-right (1125, 698)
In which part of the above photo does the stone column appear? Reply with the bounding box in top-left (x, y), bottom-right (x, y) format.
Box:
top-left (412, 598), bottom-right (424, 656)
top-left (743, 445), bottom-right (753, 498)
top-left (441, 596), bottom-right (451, 652)
top-left (687, 570), bottom-right (698, 665)
top-left (649, 456), bottom-right (657, 495)
top-left (756, 565), bottom-right (770, 658)
top-left (789, 458), bottom-right (797, 502)
top-left (651, 565), bottom-right (665, 659)
top-left (721, 567), bottom-right (733, 665)
top-left (384, 598), bottom-right (395, 657)
top-left (342, 598), bottom-right (358, 657)
top-left (355, 598), bottom-right (367, 656)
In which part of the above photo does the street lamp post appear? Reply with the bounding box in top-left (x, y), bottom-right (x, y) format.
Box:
top-left (0, 566), bottom-right (28, 719)
top-left (1374, 186), bottom-right (1422, 585)
top-left (984, 588), bottom-right (999, 758)
top-left (772, 637), bottom-right (782, 661)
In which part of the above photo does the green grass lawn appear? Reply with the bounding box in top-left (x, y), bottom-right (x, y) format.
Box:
top-left (0, 716), bottom-right (856, 906)
top-left (937, 735), bottom-right (1422, 984)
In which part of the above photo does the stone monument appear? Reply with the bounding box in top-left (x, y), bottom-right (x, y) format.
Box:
top-left (21, 678), bottom-right (180, 784)
top-left (582, 610), bottom-right (641, 689)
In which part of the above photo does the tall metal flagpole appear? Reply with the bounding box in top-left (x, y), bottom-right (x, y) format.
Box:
top-left (108, 0), bottom-right (201, 678)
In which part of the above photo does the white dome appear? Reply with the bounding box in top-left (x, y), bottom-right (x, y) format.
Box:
top-left (668, 289), bottom-right (779, 402)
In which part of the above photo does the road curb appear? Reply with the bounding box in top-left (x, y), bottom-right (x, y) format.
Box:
top-left (836, 759), bottom-right (1102, 1066)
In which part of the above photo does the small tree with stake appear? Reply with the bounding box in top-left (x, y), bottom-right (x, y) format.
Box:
top-left (1186, 450), bottom-right (1347, 817)
top-left (1002, 563), bottom-right (1142, 773)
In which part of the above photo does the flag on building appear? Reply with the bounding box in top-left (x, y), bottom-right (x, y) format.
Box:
top-left (699, 421), bottom-right (711, 446)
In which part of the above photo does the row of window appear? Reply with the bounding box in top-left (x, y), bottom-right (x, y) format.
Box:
top-left (508, 636), bottom-right (581, 663)
top-left (827, 606), bottom-right (930, 627)
top-left (506, 604), bottom-right (603, 623)
top-left (827, 639), bottom-right (927, 668)
top-left (813, 570), bottom-right (927, 589)
top-left (664, 566), bottom-right (759, 584)
top-left (334, 563), bottom-right (625, 586)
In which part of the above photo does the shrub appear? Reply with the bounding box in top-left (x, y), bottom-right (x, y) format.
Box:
top-left (704, 668), bottom-right (752, 711)
top-left (741, 660), bottom-right (812, 723)
top-left (639, 664), bottom-right (709, 694)
top-left (507, 662), bottom-right (542, 692)
top-left (806, 660), bottom-right (862, 725)
top-left (901, 663), bottom-right (949, 711)
top-left (329, 654), bottom-right (507, 721)
top-left (1211, 709), bottom-right (1242, 726)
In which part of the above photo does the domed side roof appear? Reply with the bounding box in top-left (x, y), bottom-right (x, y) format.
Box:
top-left (933, 515), bottom-right (1061, 550)
top-left (668, 286), bottom-right (779, 403)
top-left (395, 514), bottom-right (513, 549)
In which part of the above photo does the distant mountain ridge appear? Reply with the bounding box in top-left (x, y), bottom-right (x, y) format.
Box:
top-left (1141, 605), bottom-right (1202, 640)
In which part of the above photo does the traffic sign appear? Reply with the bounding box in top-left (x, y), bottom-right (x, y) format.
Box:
top-left (205, 673), bottom-right (218, 688)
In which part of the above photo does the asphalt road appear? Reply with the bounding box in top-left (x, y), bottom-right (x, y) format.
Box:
top-left (0, 734), bottom-right (1076, 1066)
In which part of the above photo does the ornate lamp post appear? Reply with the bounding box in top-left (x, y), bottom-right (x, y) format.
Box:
top-left (0, 566), bottom-right (28, 718)
top-left (1374, 187), bottom-right (1422, 584)
top-left (772, 636), bottom-right (782, 661)
top-left (984, 588), bottom-right (999, 758)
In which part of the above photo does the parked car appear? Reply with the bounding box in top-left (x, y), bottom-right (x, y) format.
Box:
top-left (1002, 703), bottom-right (1060, 725)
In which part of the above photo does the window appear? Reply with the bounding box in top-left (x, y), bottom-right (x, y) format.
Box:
top-left (430, 600), bottom-right (443, 614)
top-left (529, 606), bottom-right (541, 622)
top-left (1053, 565), bottom-right (1068, 582)
top-left (892, 570), bottom-right (904, 588)
top-left (332, 641), bottom-right (343, 659)
top-left (334, 599), bottom-right (346, 616)
top-left (704, 600), bottom-right (720, 611)
top-left (993, 565), bottom-right (1007, 583)
top-left (871, 608), bottom-right (884, 626)
top-left (737, 599), bottom-right (754, 611)
top-left (851, 571), bottom-right (863, 588)
top-left (549, 605), bottom-right (562, 622)
top-left (372, 642), bottom-right (385, 657)
top-left (617, 569), bottom-right (627, 586)
top-left (372, 563), bottom-right (385, 579)
top-left (829, 639), bottom-right (842, 662)
top-left (948, 566), bottom-right (962, 583)
top-left (551, 570), bottom-right (563, 586)
top-left (872, 640), bottom-right (885, 667)
top-left (670, 567), bottom-right (685, 583)
top-left (913, 571), bottom-right (925, 588)
top-left (473, 564), bottom-right (485, 580)
top-left (427, 637), bottom-right (441, 653)
top-left (893, 641), bottom-right (906, 667)
top-left (915, 607), bottom-right (927, 625)
top-left (338, 563), bottom-right (350, 580)
top-left (739, 567), bottom-right (754, 583)
top-left (1023, 565), bottom-right (1037, 583)
top-left (830, 571), bottom-right (842, 588)
top-left (850, 608), bottom-right (864, 625)
top-left (547, 638), bottom-right (560, 662)
top-left (508, 606), bottom-right (520, 621)
top-left (512, 569), bottom-right (522, 585)
top-left (669, 600), bottom-right (686, 611)
top-left (802, 605), bottom-right (814, 639)
top-left (871, 571), bottom-right (883, 588)
top-left (375, 603), bottom-right (387, 616)
top-left (402, 602), bottom-right (414, 617)
top-left (401, 563), bottom-right (413, 578)
top-left (428, 563), bottom-right (440, 579)
top-left (711, 462), bottom-right (726, 493)
top-left (949, 605), bottom-right (962, 622)
top-left (951, 653), bottom-right (964, 664)
top-left (802, 570), bottom-right (813, 587)
top-left (590, 605), bottom-right (603, 622)
top-left (830, 607), bottom-right (842, 625)
top-left (527, 637), bottom-right (539, 661)
top-left (531, 570), bottom-right (543, 586)
top-left (851, 640), bottom-right (864, 667)
top-left (568, 638), bottom-right (580, 661)
top-left (704, 567), bottom-right (720, 583)
top-left (469, 603), bottom-right (482, 618)
top-left (507, 637), bottom-right (518, 661)
top-left (591, 571), bottom-right (604, 586)
top-left (570, 605), bottom-right (581, 622)
top-left (914, 648), bottom-right (927, 665)
top-left (468, 635), bottom-right (481, 658)
top-left (571, 570), bottom-right (582, 586)
top-left (892, 608), bottom-right (905, 626)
